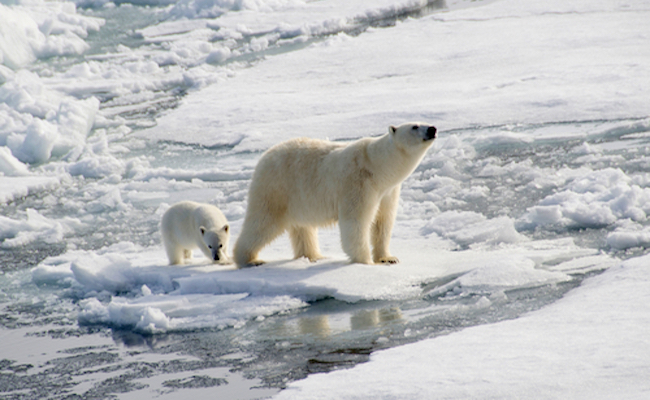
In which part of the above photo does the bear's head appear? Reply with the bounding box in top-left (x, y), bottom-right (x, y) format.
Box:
top-left (389, 122), bottom-right (437, 154)
top-left (200, 225), bottom-right (230, 263)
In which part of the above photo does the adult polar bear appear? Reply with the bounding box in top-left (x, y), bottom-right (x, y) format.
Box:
top-left (234, 122), bottom-right (437, 268)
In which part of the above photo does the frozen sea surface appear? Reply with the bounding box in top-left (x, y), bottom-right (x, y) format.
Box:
top-left (1, 0), bottom-right (650, 398)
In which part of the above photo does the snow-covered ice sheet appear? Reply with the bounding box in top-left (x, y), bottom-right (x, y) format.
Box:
top-left (138, 0), bottom-right (650, 150)
top-left (275, 254), bottom-right (650, 400)
top-left (31, 235), bottom-right (611, 334)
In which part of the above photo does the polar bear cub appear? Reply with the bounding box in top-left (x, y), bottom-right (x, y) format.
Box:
top-left (234, 122), bottom-right (437, 268)
top-left (161, 201), bottom-right (231, 265)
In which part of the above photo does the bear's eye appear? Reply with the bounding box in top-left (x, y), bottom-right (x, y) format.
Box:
top-left (208, 245), bottom-right (212, 249)
top-left (411, 125), bottom-right (419, 130)
top-left (219, 244), bottom-right (223, 249)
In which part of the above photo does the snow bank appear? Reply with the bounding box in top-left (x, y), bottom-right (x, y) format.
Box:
top-left (274, 253), bottom-right (650, 399)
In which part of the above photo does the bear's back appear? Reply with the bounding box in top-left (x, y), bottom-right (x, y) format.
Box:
top-left (192, 203), bottom-right (227, 229)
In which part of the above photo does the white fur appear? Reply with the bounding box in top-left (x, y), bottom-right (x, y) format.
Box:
top-left (161, 201), bottom-right (231, 265)
top-left (234, 122), bottom-right (437, 267)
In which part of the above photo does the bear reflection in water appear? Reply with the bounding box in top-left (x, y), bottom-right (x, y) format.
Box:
top-left (274, 307), bottom-right (404, 339)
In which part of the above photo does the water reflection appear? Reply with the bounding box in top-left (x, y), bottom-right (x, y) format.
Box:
top-left (288, 306), bottom-right (404, 339)
top-left (350, 308), bottom-right (403, 330)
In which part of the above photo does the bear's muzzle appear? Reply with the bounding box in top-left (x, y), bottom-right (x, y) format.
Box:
top-left (424, 126), bottom-right (437, 141)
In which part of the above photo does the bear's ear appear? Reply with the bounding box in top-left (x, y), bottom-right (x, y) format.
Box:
top-left (389, 125), bottom-right (397, 135)
top-left (200, 226), bottom-right (206, 235)
top-left (222, 224), bottom-right (229, 234)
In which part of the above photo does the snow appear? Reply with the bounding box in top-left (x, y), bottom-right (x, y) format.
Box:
top-left (138, 0), bottom-right (650, 150)
top-left (422, 211), bottom-right (524, 247)
top-left (0, 1), bottom-right (102, 69)
top-left (0, 0), bottom-right (104, 167)
top-left (0, 0), bottom-right (649, 397)
top-left (517, 168), bottom-right (650, 230)
top-left (0, 147), bottom-right (30, 176)
top-left (0, 67), bottom-right (100, 167)
top-left (32, 234), bottom-right (606, 333)
top-left (275, 254), bottom-right (650, 400)
top-left (0, 207), bottom-right (83, 248)
top-left (607, 222), bottom-right (650, 250)
top-left (0, 175), bottom-right (61, 204)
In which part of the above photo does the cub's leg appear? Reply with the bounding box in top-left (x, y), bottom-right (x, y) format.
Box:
top-left (372, 187), bottom-right (400, 264)
top-left (162, 230), bottom-right (184, 265)
top-left (290, 226), bottom-right (323, 262)
top-left (164, 243), bottom-right (185, 265)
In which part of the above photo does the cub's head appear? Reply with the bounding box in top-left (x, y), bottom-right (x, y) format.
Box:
top-left (388, 122), bottom-right (437, 153)
top-left (200, 225), bottom-right (230, 263)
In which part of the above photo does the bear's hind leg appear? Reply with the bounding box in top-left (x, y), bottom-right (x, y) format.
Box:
top-left (290, 226), bottom-right (323, 262)
top-left (183, 249), bottom-right (193, 262)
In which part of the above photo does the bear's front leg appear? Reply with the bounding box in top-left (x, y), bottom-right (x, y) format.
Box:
top-left (372, 187), bottom-right (400, 264)
top-left (339, 197), bottom-right (376, 265)
top-left (234, 208), bottom-right (286, 268)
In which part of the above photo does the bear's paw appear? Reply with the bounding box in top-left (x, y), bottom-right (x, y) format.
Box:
top-left (242, 259), bottom-right (266, 268)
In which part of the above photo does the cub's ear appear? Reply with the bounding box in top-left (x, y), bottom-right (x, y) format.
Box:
top-left (222, 224), bottom-right (229, 233)
top-left (200, 226), bottom-right (206, 235)
top-left (389, 125), bottom-right (397, 134)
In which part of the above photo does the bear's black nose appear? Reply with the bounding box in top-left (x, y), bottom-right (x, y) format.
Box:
top-left (425, 126), bottom-right (437, 140)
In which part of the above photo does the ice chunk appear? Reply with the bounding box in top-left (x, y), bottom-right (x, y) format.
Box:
top-left (518, 168), bottom-right (650, 230)
top-left (0, 208), bottom-right (83, 248)
top-left (422, 211), bottom-right (525, 247)
top-left (0, 1), bottom-right (103, 69)
top-left (77, 292), bottom-right (306, 333)
top-left (0, 4), bottom-right (42, 69)
top-left (13, 119), bottom-right (58, 164)
top-left (0, 147), bottom-right (30, 176)
top-left (607, 226), bottom-right (650, 250)
top-left (0, 69), bottom-right (100, 165)
top-left (0, 176), bottom-right (60, 204)
top-left (206, 47), bottom-right (232, 64)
